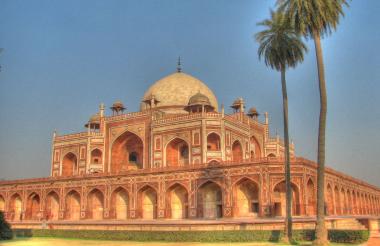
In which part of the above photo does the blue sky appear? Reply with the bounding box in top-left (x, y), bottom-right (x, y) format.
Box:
top-left (0, 0), bottom-right (379, 186)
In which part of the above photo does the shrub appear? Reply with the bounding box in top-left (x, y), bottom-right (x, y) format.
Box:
top-left (11, 228), bottom-right (369, 244)
top-left (0, 211), bottom-right (13, 240)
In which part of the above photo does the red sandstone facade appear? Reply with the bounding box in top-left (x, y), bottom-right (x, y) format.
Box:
top-left (0, 71), bottom-right (379, 224)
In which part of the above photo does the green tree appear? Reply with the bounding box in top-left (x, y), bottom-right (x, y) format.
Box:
top-left (256, 10), bottom-right (307, 243)
top-left (277, 0), bottom-right (349, 245)
top-left (0, 211), bottom-right (13, 240)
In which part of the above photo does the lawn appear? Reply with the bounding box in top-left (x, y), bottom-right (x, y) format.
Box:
top-left (0, 238), bottom-right (362, 246)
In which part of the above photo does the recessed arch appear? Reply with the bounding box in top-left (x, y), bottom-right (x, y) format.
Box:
top-left (233, 178), bottom-right (259, 217)
top-left (306, 179), bottom-right (316, 216)
top-left (272, 181), bottom-right (300, 216)
top-left (267, 153), bottom-right (276, 158)
top-left (25, 192), bottom-right (40, 220)
top-left (346, 189), bottom-right (352, 214)
top-left (232, 140), bottom-right (243, 162)
top-left (45, 191), bottom-right (60, 220)
top-left (138, 185), bottom-right (157, 219)
top-left (9, 193), bottom-right (22, 221)
top-left (340, 188), bottom-right (347, 214)
top-left (110, 187), bottom-right (129, 219)
top-left (166, 183), bottom-right (188, 219)
top-left (87, 188), bottom-right (104, 220)
top-left (111, 131), bottom-right (144, 172)
top-left (91, 148), bottom-right (103, 164)
top-left (165, 137), bottom-right (189, 167)
top-left (326, 184), bottom-right (334, 215)
top-left (207, 132), bottom-right (221, 151)
top-left (197, 181), bottom-right (223, 219)
top-left (334, 186), bottom-right (341, 215)
top-left (250, 136), bottom-right (261, 160)
top-left (65, 190), bottom-right (81, 220)
top-left (62, 152), bottom-right (78, 177)
top-left (0, 195), bottom-right (5, 212)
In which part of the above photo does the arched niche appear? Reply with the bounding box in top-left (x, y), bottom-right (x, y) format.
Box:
top-left (197, 181), bottom-right (223, 219)
top-left (250, 136), bottom-right (261, 160)
top-left (111, 131), bottom-right (144, 173)
top-left (45, 191), bottom-right (60, 220)
top-left (326, 184), bottom-right (334, 215)
top-left (233, 178), bottom-right (259, 217)
top-left (166, 138), bottom-right (189, 167)
top-left (138, 186), bottom-right (157, 219)
top-left (87, 189), bottom-right (104, 220)
top-left (110, 187), bottom-right (129, 220)
top-left (65, 190), bottom-right (81, 220)
top-left (306, 179), bottom-right (316, 216)
top-left (166, 184), bottom-right (188, 219)
top-left (207, 133), bottom-right (221, 151)
top-left (62, 152), bottom-right (78, 177)
top-left (0, 195), bottom-right (5, 212)
top-left (91, 149), bottom-right (103, 164)
top-left (10, 194), bottom-right (22, 221)
top-left (272, 181), bottom-right (300, 216)
top-left (25, 193), bottom-right (40, 220)
top-left (232, 140), bottom-right (243, 162)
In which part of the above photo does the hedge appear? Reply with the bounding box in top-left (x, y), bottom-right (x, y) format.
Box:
top-left (12, 229), bottom-right (369, 244)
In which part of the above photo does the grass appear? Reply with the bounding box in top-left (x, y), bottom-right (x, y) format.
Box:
top-left (0, 238), bottom-right (363, 246)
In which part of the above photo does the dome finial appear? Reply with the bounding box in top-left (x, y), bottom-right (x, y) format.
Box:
top-left (177, 56), bottom-right (182, 73)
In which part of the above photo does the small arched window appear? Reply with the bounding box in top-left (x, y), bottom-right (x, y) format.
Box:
top-left (129, 152), bottom-right (138, 163)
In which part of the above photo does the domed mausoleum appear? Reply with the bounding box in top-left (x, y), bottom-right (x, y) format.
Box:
top-left (0, 65), bottom-right (379, 231)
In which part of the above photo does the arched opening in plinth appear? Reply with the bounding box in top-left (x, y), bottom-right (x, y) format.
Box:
top-left (25, 193), bottom-right (40, 220)
top-left (352, 191), bottom-right (358, 215)
top-left (232, 140), bottom-right (243, 162)
top-left (91, 149), bottom-right (102, 164)
top-left (111, 131), bottom-right (143, 173)
top-left (0, 195), bottom-right (5, 212)
top-left (306, 179), bottom-right (316, 216)
top-left (166, 138), bottom-right (189, 167)
top-left (87, 189), bottom-right (104, 220)
top-left (273, 181), bottom-right (300, 216)
top-left (9, 194), bottom-right (22, 221)
top-left (267, 153), bottom-right (276, 158)
top-left (197, 181), bottom-right (223, 219)
top-left (340, 188), bottom-right (346, 214)
top-left (233, 178), bottom-right (259, 217)
top-left (347, 190), bottom-right (352, 214)
top-left (62, 152), bottom-right (78, 177)
top-left (326, 184), bottom-right (334, 215)
top-left (250, 136), bottom-right (261, 160)
top-left (207, 133), bottom-right (221, 151)
top-left (166, 183), bottom-right (188, 219)
top-left (334, 186), bottom-right (341, 215)
top-left (138, 186), bottom-right (157, 219)
top-left (65, 190), bottom-right (81, 220)
top-left (45, 191), bottom-right (60, 220)
top-left (110, 187), bottom-right (129, 219)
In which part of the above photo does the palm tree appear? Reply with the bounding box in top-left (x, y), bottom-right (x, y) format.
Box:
top-left (276, 1), bottom-right (349, 245)
top-left (256, 10), bottom-right (307, 242)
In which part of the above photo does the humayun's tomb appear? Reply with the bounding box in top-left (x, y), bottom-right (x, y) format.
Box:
top-left (0, 66), bottom-right (379, 231)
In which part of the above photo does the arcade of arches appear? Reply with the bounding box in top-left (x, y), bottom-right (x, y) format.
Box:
top-left (1, 162), bottom-right (379, 222)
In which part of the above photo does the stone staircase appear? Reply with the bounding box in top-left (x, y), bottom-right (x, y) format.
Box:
top-left (366, 219), bottom-right (380, 246)
top-left (330, 218), bottom-right (367, 230)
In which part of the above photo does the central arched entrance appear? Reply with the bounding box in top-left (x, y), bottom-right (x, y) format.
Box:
top-left (45, 191), bottom-right (60, 220)
top-left (166, 138), bottom-right (189, 167)
top-left (233, 178), bottom-right (259, 217)
top-left (232, 141), bottom-right (243, 162)
top-left (110, 187), bottom-right (129, 219)
top-left (138, 186), bottom-right (157, 219)
top-left (166, 184), bottom-right (188, 219)
top-left (87, 189), bottom-right (104, 220)
top-left (197, 181), bottom-right (223, 219)
top-left (111, 131), bottom-right (144, 173)
top-left (272, 181), bottom-right (300, 216)
top-left (25, 193), bottom-right (40, 220)
top-left (62, 152), bottom-right (78, 176)
top-left (65, 190), bottom-right (81, 220)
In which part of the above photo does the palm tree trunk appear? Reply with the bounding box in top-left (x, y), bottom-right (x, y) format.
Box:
top-left (313, 31), bottom-right (328, 246)
top-left (281, 66), bottom-right (292, 242)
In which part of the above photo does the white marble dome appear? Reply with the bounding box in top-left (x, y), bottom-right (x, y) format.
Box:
top-left (140, 72), bottom-right (218, 113)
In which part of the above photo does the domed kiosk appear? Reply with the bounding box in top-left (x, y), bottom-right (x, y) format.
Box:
top-left (140, 71), bottom-right (218, 114)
